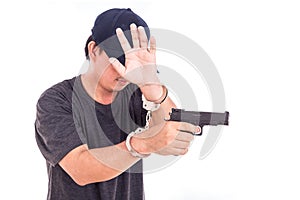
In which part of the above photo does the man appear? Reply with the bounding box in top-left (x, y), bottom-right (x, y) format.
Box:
top-left (35, 8), bottom-right (199, 200)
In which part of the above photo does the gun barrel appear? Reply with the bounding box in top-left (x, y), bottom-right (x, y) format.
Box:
top-left (169, 108), bottom-right (229, 126)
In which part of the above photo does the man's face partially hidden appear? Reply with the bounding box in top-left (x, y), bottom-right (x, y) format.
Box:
top-left (94, 49), bottom-right (129, 92)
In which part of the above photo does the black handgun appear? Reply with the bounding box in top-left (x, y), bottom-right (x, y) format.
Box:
top-left (169, 108), bottom-right (229, 135)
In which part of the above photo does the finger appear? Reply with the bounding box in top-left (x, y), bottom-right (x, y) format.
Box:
top-left (109, 57), bottom-right (126, 77)
top-left (169, 147), bottom-right (189, 156)
top-left (157, 147), bottom-right (188, 156)
top-left (178, 122), bottom-right (201, 135)
top-left (194, 126), bottom-right (202, 135)
top-left (176, 131), bottom-right (194, 142)
top-left (170, 139), bottom-right (191, 149)
top-left (138, 26), bottom-right (148, 49)
top-left (116, 28), bottom-right (131, 52)
top-left (130, 23), bottom-right (139, 49)
top-left (149, 36), bottom-right (156, 55)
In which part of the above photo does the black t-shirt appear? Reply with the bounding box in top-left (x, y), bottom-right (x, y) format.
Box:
top-left (35, 76), bottom-right (147, 200)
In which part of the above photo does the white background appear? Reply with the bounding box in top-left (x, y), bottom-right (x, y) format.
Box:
top-left (1, 0), bottom-right (300, 199)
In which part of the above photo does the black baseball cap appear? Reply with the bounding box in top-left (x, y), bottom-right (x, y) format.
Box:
top-left (91, 8), bottom-right (150, 65)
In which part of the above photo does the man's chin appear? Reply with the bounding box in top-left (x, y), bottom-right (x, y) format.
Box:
top-left (113, 82), bottom-right (129, 91)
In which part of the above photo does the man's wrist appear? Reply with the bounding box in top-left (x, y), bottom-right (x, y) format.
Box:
top-left (153, 85), bottom-right (168, 104)
top-left (130, 136), bottom-right (151, 155)
top-left (141, 85), bottom-right (168, 104)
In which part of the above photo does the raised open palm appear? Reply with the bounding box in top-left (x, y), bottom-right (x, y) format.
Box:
top-left (109, 23), bottom-right (159, 86)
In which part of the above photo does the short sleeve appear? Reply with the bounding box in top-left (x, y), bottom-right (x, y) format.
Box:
top-left (35, 86), bottom-right (83, 167)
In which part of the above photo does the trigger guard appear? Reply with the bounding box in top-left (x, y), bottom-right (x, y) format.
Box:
top-left (194, 126), bottom-right (202, 135)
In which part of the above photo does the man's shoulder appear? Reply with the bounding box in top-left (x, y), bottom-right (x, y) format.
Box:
top-left (46, 77), bottom-right (77, 93)
top-left (41, 76), bottom-right (77, 95)
top-left (37, 76), bottom-right (78, 105)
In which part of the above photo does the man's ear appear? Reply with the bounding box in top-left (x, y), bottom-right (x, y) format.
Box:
top-left (88, 41), bottom-right (98, 61)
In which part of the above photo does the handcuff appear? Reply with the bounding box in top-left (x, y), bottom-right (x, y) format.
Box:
top-left (125, 86), bottom-right (168, 158)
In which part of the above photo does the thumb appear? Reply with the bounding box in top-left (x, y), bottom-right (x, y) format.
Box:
top-left (109, 57), bottom-right (126, 77)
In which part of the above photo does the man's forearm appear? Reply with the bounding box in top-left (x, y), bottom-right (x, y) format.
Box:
top-left (140, 83), bottom-right (176, 126)
top-left (60, 143), bottom-right (140, 186)
top-left (151, 96), bottom-right (176, 126)
top-left (88, 142), bottom-right (140, 173)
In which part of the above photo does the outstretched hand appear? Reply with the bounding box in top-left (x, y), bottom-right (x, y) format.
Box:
top-left (109, 23), bottom-right (160, 87)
